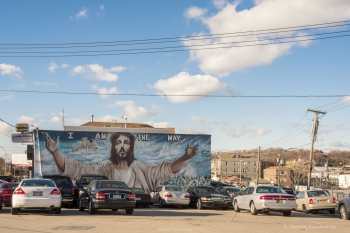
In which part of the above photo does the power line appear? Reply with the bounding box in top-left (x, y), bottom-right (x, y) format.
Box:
top-left (0, 90), bottom-right (349, 97)
top-left (1, 33), bottom-right (350, 58)
top-left (0, 119), bottom-right (15, 128)
top-left (1, 19), bottom-right (349, 47)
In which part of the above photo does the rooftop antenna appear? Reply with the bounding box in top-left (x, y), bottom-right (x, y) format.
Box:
top-left (121, 115), bottom-right (127, 128)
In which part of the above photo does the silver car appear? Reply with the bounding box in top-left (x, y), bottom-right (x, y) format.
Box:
top-left (233, 185), bottom-right (297, 216)
top-left (295, 189), bottom-right (337, 214)
top-left (150, 185), bottom-right (190, 208)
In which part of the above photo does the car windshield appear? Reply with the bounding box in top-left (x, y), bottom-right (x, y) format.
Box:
top-left (1, 183), bottom-right (19, 189)
top-left (81, 176), bottom-right (108, 185)
top-left (130, 188), bottom-right (147, 194)
top-left (307, 190), bottom-right (329, 197)
top-left (21, 179), bottom-right (55, 187)
top-left (165, 186), bottom-right (183, 191)
top-left (197, 187), bottom-right (219, 194)
top-left (256, 187), bottom-right (287, 194)
top-left (96, 181), bottom-right (128, 189)
top-left (46, 177), bottom-right (71, 187)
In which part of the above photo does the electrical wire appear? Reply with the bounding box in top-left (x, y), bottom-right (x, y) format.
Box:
top-left (0, 119), bottom-right (15, 127)
top-left (0, 90), bottom-right (349, 97)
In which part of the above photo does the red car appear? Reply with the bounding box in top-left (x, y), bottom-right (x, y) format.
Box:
top-left (0, 182), bottom-right (19, 208)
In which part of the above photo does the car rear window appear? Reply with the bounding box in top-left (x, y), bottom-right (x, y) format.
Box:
top-left (96, 181), bottom-right (128, 189)
top-left (307, 190), bottom-right (329, 197)
top-left (256, 187), bottom-right (287, 194)
top-left (197, 187), bottom-right (219, 194)
top-left (81, 176), bottom-right (108, 185)
top-left (165, 186), bottom-right (183, 191)
top-left (21, 180), bottom-right (55, 187)
top-left (44, 177), bottom-right (72, 187)
top-left (1, 184), bottom-right (19, 189)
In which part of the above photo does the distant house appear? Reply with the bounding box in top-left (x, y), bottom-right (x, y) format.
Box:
top-left (263, 166), bottom-right (292, 188)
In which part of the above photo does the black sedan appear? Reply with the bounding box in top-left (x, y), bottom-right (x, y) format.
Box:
top-left (338, 194), bottom-right (350, 220)
top-left (187, 186), bottom-right (231, 210)
top-left (78, 180), bottom-right (136, 215)
top-left (129, 187), bottom-right (152, 208)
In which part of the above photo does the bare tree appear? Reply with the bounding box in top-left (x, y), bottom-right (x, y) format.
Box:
top-left (285, 159), bottom-right (309, 191)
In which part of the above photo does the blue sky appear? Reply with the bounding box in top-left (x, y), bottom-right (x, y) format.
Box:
top-left (1, 0), bottom-right (350, 162)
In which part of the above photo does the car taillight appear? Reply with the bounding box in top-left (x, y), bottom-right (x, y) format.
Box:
top-left (332, 197), bottom-right (337, 203)
top-left (165, 193), bottom-right (173, 198)
top-left (308, 198), bottom-right (314, 204)
top-left (72, 187), bottom-right (75, 195)
top-left (13, 188), bottom-right (25, 195)
top-left (128, 193), bottom-right (135, 199)
top-left (96, 192), bottom-right (106, 199)
top-left (50, 188), bottom-right (61, 195)
top-left (184, 194), bottom-right (190, 199)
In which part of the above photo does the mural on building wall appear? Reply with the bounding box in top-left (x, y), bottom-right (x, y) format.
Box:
top-left (34, 130), bottom-right (211, 193)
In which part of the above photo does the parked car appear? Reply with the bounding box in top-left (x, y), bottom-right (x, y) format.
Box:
top-left (129, 187), bottom-right (152, 208)
top-left (0, 182), bottom-right (19, 207)
top-left (233, 185), bottom-right (297, 216)
top-left (11, 178), bottom-right (62, 215)
top-left (0, 176), bottom-right (18, 182)
top-left (75, 174), bottom-right (109, 201)
top-left (187, 186), bottom-right (231, 210)
top-left (295, 189), bottom-right (337, 214)
top-left (78, 180), bottom-right (135, 215)
top-left (216, 186), bottom-right (241, 203)
top-left (42, 174), bottom-right (75, 207)
top-left (338, 193), bottom-right (350, 220)
top-left (150, 185), bottom-right (190, 208)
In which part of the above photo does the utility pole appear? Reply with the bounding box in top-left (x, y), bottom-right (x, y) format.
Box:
top-left (277, 154), bottom-right (281, 187)
top-left (256, 147), bottom-right (260, 185)
top-left (307, 109), bottom-right (326, 190)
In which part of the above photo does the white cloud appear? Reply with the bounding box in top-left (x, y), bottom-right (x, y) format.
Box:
top-left (70, 8), bottom-right (88, 20)
top-left (48, 62), bottom-right (58, 72)
top-left (72, 64), bottom-right (125, 82)
top-left (190, 116), bottom-right (214, 125)
top-left (341, 95), bottom-right (350, 104)
top-left (213, 0), bottom-right (228, 9)
top-left (0, 63), bottom-right (22, 78)
top-left (0, 122), bottom-right (14, 137)
top-left (152, 71), bottom-right (227, 103)
top-left (49, 116), bottom-right (61, 123)
top-left (227, 126), bottom-right (270, 137)
top-left (184, 6), bottom-right (207, 19)
top-left (108, 100), bottom-right (157, 118)
top-left (184, 0), bottom-right (350, 77)
top-left (67, 117), bottom-right (88, 125)
top-left (91, 85), bottom-right (118, 99)
top-left (329, 140), bottom-right (350, 149)
top-left (100, 5), bottom-right (104, 10)
top-left (61, 64), bottom-right (68, 68)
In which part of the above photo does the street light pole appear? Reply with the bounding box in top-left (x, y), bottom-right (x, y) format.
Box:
top-left (0, 146), bottom-right (7, 175)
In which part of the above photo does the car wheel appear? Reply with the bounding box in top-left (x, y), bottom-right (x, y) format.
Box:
top-left (233, 201), bottom-right (240, 212)
top-left (250, 201), bottom-right (258, 215)
top-left (196, 199), bottom-right (203, 210)
top-left (302, 204), bottom-right (309, 213)
top-left (88, 200), bottom-right (96, 215)
top-left (283, 211), bottom-right (291, 216)
top-left (54, 207), bottom-right (61, 214)
top-left (112, 208), bottom-right (118, 211)
top-left (11, 207), bottom-right (18, 215)
top-left (329, 209), bottom-right (335, 214)
top-left (144, 204), bottom-right (150, 208)
top-left (339, 205), bottom-right (350, 220)
top-left (125, 208), bottom-right (134, 215)
top-left (159, 198), bottom-right (164, 208)
top-left (78, 199), bottom-right (85, 211)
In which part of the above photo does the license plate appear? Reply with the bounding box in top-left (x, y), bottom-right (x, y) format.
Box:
top-left (135, 197), bottom-right (141, 200)
top-left (33, 191), bottom-right (43, 196)
top-left (276, 199), bottom-right (284, 203)
top-left (110, 194), bottom-right (121, 199)
top-left (319, 200), bottom-right (327, 204)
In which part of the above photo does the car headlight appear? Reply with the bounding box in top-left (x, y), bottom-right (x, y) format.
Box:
top-left (201, 197), bottom-right (212, 201)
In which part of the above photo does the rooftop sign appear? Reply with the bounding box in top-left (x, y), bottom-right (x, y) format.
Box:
top-left (11, 133), bottom-right (33, 143)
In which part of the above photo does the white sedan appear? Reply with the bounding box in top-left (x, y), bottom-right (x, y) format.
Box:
top-left (233, 185), bottom-right (297, 216)
top-left (11, 178), bottom-right (62, 215)
top-left (150, 185), bottom-right (190, 208)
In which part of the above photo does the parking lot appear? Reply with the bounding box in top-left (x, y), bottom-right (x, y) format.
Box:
top-left (0, 205), bottom-right (348, 233)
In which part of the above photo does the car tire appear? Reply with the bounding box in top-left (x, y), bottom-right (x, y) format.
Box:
top-left (11, 207), bottom-right (18, 215)
top-left (88, 200), bottom-right (96, 215)
top-left (78, 199), bottom-right (85, 211)
top-left (196, 199), bottom-right (203, 210)
top-left (54, 207), bottom-right (61, 214)
top-left (159, 198), bottom-right (164, 208)
top-left (339, 205), bottom-right (350, 220)
top-left (233, 201), bottom-right (240, 212)
top-left (112, 208), bottom-right (118, 211)
top-left (282, 211), bottom-right (291, 216)
top-left (329, 209), bottom-right (335, 214)
top-left (302, 204), bottom-right (309, 213)
top-left (125, 208), bottom-right (134, 215)
top-left (250, 202), bottom-right (258, 215)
